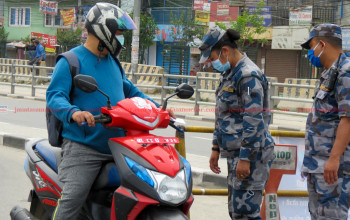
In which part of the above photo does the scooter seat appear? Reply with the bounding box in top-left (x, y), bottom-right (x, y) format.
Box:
top-left (35, 140), bottom-right (62, 173)
top-left (93, 162), bottom-right (121, 189)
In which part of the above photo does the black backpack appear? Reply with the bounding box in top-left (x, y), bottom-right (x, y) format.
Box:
top-left (46, 51), bottom-right (80, 147)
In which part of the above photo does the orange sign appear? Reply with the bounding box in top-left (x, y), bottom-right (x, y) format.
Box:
top-left (61, 8), bottom-right (75, 26)
top-left (261, 144), bottom-right (298, 220)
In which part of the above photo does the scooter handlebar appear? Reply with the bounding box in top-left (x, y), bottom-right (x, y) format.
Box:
top-left (81, 114), bottom-right (112, 126)
top-left (169, 117), bottom-right (184, 133)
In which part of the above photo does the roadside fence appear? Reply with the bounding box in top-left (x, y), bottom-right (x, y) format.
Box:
top-left (0, 62), bottom-right (317, 121)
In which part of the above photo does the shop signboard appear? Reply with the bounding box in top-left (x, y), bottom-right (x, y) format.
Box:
top-left (31, 32), bottom-right (57, 53)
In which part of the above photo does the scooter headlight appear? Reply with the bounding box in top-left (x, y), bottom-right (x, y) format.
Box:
top-left (150, 170), bottom-right (188, 205)
top-left (125, 156), bottom-right (154, 188)
top-left (125, 157), bottom-right (188, 205)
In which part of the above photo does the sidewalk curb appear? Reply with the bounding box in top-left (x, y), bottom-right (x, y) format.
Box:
top-left (0, 93), bottom-right (46, 102)
top-left (0, 133), bottom-right (225, 187)
top-left (176, 114), bottom-right (215, 122)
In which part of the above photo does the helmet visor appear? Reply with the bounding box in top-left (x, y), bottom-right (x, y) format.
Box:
top-left (117, 13), bottom-right (137, 30)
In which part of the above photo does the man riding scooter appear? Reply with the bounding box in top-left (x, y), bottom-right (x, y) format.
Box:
top-left (46, 3), bottom-right (173, 219)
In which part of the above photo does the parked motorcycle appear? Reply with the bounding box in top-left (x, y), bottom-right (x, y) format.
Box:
top-left (10, 75), bottom-right (195, 220)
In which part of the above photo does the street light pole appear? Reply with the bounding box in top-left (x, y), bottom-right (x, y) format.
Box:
top-left (131, 0), bottom-right (141, 84)
top-left (78, 0), bottom-right (82, 26)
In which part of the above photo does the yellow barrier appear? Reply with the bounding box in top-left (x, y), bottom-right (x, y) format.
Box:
top-left (175, 126), bottom-right (307, 197)
top-left (192, 189), bottom-right (308, 197)
top-left (183, 126), bottom-right (306, 138)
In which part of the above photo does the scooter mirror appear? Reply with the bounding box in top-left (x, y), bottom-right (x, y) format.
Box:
top-left (176, 83), bottom-right (194, 99)
top-left (74, 75), bottom-right (98, 93)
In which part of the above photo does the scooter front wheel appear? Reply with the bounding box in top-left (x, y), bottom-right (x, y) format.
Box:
top-left (136, 206), bottom-right (188, 220)
top-left (30, 197), bottom-right (51, 220)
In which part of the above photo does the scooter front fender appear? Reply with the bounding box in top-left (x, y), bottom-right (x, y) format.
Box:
top-left (137, 206), bottom-right (188, 220)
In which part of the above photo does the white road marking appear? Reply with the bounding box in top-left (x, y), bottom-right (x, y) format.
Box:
top-left (192, 136), bottom-right (212, 141)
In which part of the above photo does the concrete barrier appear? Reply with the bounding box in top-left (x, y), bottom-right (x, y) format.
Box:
top-left (121, 62), bottom-right (163, 93)
top-left (0, 58), bottom-right (47, 81)
top-left (196, 72), bottom-right (278, 103)
top-left (277, 78), bottom-right (319, 112)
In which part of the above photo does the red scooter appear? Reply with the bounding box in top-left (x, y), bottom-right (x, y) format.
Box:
top-left (10, 75), bottom-right (194, 220)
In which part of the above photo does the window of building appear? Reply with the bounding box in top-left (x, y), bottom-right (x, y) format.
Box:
top-left (45, 9), bottom-right (67, 27)
top-left (9, 7), bottom-right (30, 27)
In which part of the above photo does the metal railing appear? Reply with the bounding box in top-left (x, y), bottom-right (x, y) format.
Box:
top-left (174, 126), bottom-right (308, 197)
top-left (0, 63), bottom-right (316, 119)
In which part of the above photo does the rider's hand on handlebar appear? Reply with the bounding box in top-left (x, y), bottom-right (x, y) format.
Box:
top-left (72, 111), bottom-right (95, 127)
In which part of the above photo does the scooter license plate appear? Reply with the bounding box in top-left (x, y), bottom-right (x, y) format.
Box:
top-left (134, 137), bottom-right (179, 144)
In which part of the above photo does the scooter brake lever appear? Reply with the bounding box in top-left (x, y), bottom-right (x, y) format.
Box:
top-left (169, 120), bottom-right (184, 133)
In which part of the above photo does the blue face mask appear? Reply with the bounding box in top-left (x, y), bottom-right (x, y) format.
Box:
top-left (116, 35), bottom-right (124, 46)
top-left (308, 42), bottom-right (324, 68)
top-left (211, 50), bottom-right (231, 72)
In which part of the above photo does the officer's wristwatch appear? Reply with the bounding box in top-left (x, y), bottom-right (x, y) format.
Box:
top-left (212, 147), bottom-right (220, 152)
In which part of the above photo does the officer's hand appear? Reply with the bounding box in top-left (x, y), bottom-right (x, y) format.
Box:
top-left (209, 145), bottom-right (221, 174)
top-left (324, 157), bottom-right (339, 185)
top-left (236, 160), bottom-right (250, 181)
top-left (72, 111), bottom-right (95, 127)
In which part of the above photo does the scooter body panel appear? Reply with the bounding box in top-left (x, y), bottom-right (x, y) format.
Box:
top-left (110, 134), bottom-right (181, 177)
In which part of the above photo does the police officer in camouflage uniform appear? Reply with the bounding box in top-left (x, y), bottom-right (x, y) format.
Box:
top-left (301, 23), bottom-right (350, 220)
top-left (199, 26), bottom-right (275, 219)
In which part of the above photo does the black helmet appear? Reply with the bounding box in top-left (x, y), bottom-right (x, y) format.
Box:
top-left (85, 3), bottom-right (136, 57)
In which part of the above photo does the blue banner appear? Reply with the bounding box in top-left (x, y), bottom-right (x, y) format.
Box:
top-left (248, 6), bottom-right (271, 27)
top-left (154, 25), bottom-right (183, 42)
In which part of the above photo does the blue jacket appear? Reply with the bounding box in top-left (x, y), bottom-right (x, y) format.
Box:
top-left (35, 43), bottom-right (46, 61)
top-left (46, 45), bottom-right (159, 154)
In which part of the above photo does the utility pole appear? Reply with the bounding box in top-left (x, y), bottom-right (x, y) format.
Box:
top-left (78, 0), bottom-right (82, 27)
top-left (131, 0), bottom-right (141, 84)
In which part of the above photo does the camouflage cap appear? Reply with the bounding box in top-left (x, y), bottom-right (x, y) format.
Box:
top-left (198, 26), bottom-right (226, 63)
top-left (301, 23), bottom-right (342, 49)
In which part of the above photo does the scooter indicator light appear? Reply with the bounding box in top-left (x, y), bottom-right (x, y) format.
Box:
top-left (125, 156), bottom-right (155, 188)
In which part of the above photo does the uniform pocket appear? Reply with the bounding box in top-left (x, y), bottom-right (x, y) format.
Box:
top-left (343, 145), bottom-right (350, 175)
top-left (314, 89), bottom-right (338, 121)
top-left (231, 159), bottom-right (270, 190)
top-left (261, 145), bottom-right (275, 163)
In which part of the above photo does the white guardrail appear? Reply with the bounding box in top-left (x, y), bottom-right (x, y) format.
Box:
top-left (0, 63), bottom-right (316, 119)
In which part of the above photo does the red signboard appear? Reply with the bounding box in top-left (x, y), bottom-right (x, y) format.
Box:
top-left (210, 1), bottom-right (239, 22)
top-left (40, 0), bottom-right (58, 15)
top-left (194, 0), bottom-right (204, 11)
top-left (31, 32), bottom-right (57, 53)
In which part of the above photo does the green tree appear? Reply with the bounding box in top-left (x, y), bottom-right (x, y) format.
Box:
top-left (57, 28), bottom-right (82, 52)
top-left (217, 1), bottom-right (267, 46)
top-left (21, 35), bottom-right (31, 44)
top-left (169, 10), bottom-right (206, 46)
top-left (0, 27), bottom-right (9, 43)
top-left (0, 27), bottom-right (9, 58)
top-left (119, 12), bottom-right (158, 63)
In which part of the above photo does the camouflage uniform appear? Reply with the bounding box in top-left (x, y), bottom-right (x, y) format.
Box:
top-left (214, 54), bottom-right (275, 219)
top-left (301, 24), bottom-right (350, 220)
